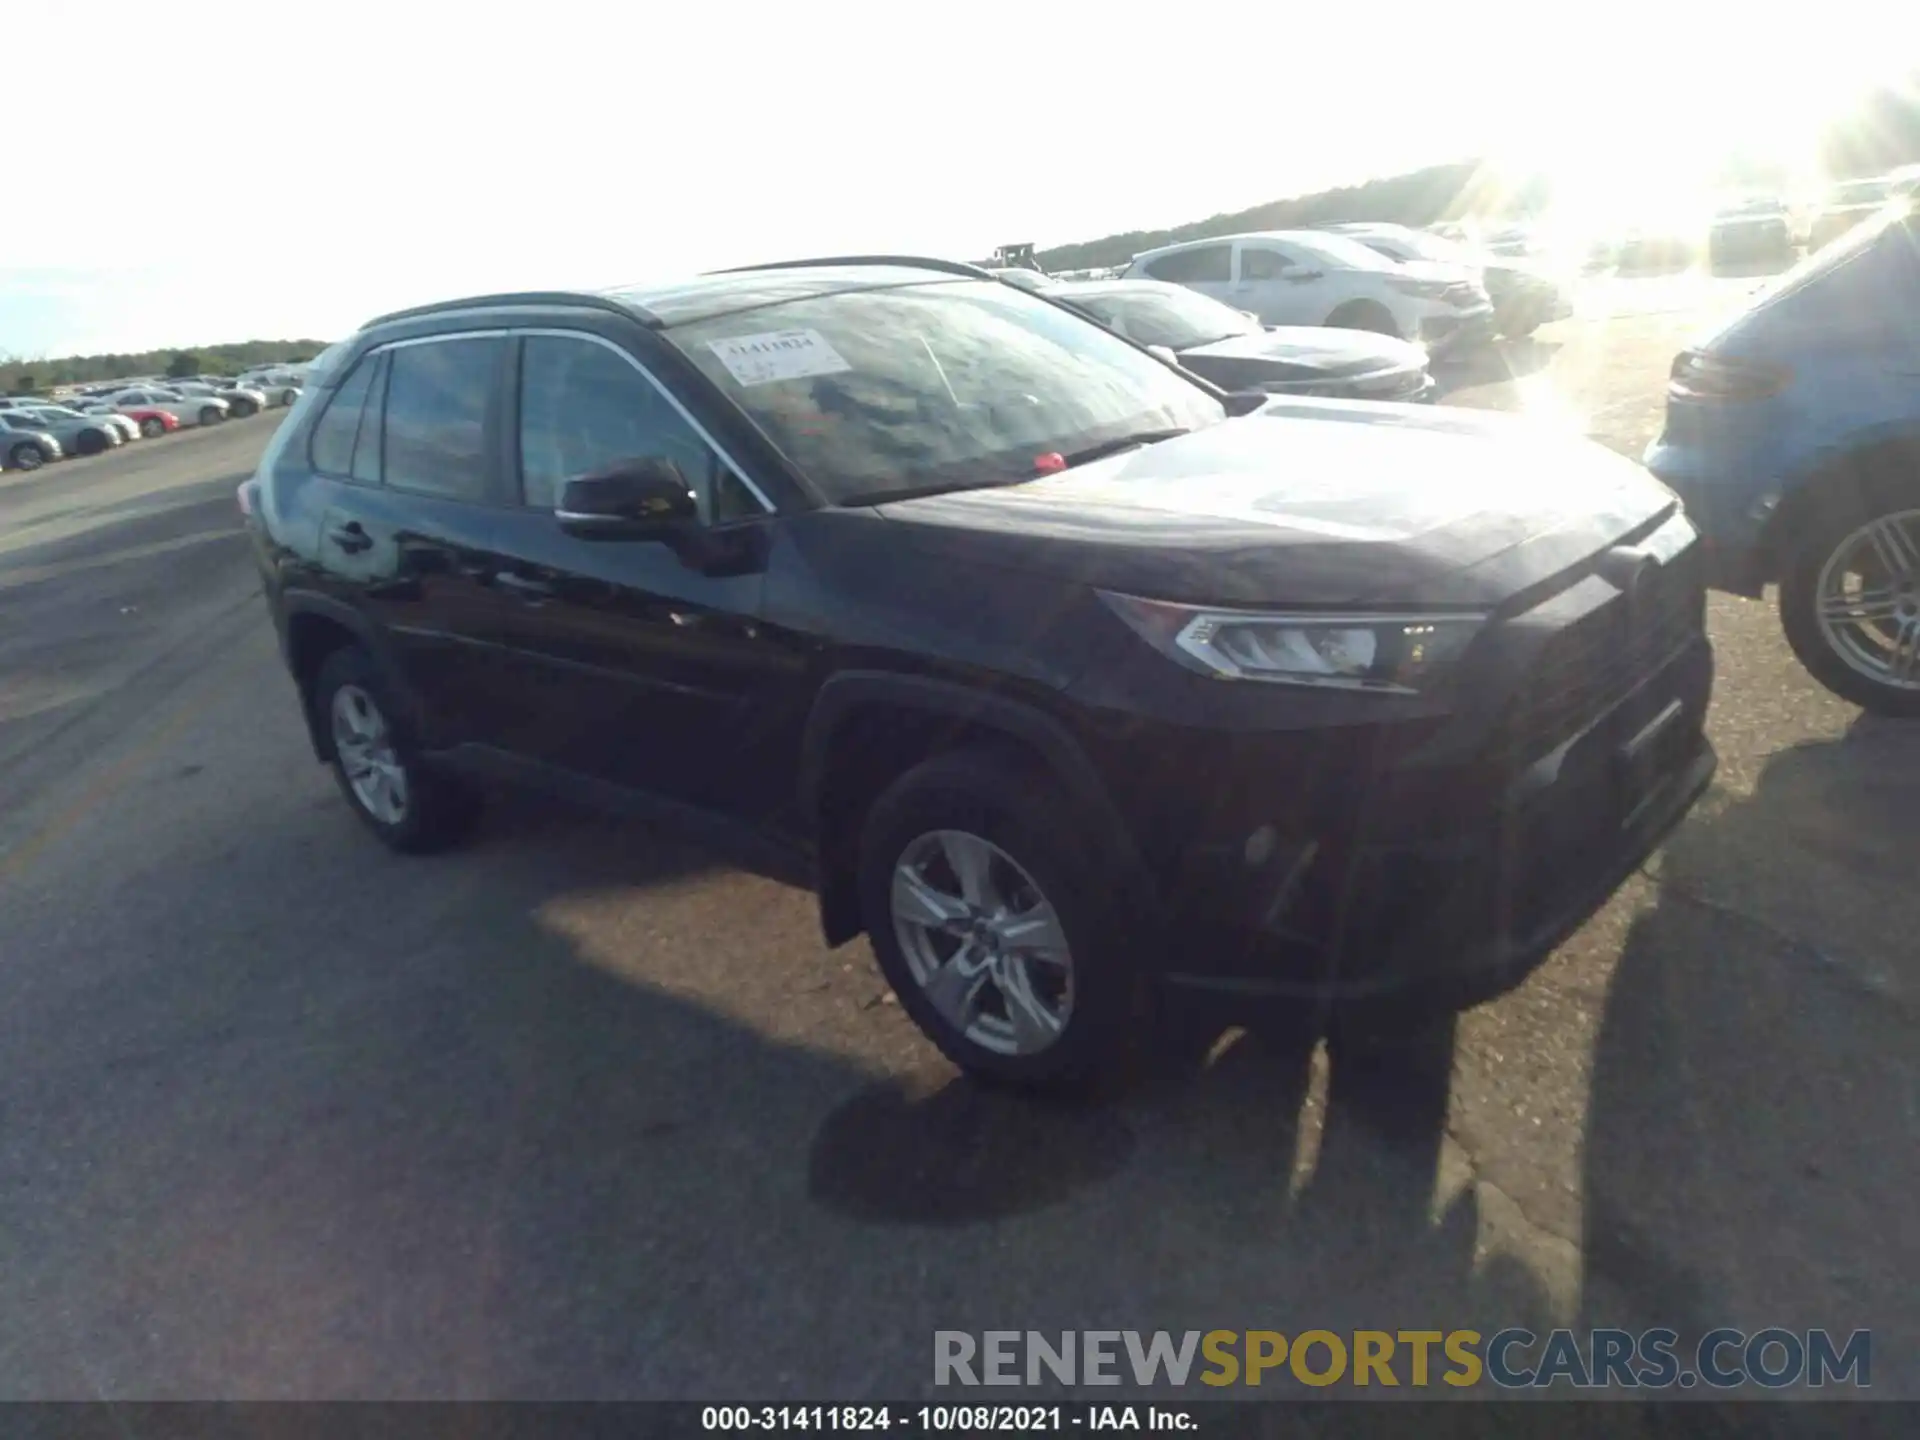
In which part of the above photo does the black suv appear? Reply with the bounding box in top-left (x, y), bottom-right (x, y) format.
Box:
top-left (243, 257), bottom-right (1716, 1094)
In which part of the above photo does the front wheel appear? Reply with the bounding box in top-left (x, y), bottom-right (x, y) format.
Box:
top-left (139, 416), bottom-right (167, 438)
top-left (1779, 481), bottom-right (1920, 716)
top-left (857, 749), bottom-right (1147, 1096)
top-left (1324, 301), bottom-right (1401, 338)
top-left (280, 388), bottom-right (300, 407)
top-left (199, 406), bottom-right (224, 426)
top-left (8, 441), bottom-right (46, 471)
top-left (230, 398), bottom-right (259, 419)
top-left (312, 646), bottom-right (481, 852)
top-left (76, 428), bottom-right (110, 456)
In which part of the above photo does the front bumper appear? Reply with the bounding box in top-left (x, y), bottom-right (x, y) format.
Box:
top-left (1111, 523), bottom-right (1715, 1004)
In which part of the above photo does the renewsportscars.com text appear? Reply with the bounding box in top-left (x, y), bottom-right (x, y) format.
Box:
top-left (934, 1328), bottom-right (1870, 1390)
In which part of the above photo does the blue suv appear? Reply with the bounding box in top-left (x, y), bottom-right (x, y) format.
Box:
top-left (1646, 199), bottom-right (1920, 715)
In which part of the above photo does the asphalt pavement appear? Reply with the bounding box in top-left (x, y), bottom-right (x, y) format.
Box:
top-left (0, 308), bottom-right (1914, 1402)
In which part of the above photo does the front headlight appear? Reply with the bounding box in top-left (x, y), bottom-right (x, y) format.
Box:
top-left (1100, 592), bottom-right (1484, 693)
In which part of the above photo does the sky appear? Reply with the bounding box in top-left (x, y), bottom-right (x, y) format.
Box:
top-left (4, 0), bottom-right (1917, 357)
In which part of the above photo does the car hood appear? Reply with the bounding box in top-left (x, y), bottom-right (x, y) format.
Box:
top-left (875, 403), bottom-right (1675, 609)
top-left (1178, 326), bottom-right (1428, 381)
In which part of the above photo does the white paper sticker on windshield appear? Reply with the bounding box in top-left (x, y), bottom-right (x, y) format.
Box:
top-left (707, 329), bottom-right (852, 387)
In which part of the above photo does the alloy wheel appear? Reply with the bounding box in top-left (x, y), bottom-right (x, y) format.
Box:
top-left (330, 684), bottom-right (409, 825)
top-left (890, 829), bottom-right (1074, 1057)
top-left (1814, 508), bottom-right (1920, 692)
top-left (10, 444), bottom-right (43, 471)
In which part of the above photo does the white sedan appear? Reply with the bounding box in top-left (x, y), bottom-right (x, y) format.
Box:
top-left (112, 387), bottom-right (231, 428)
top-left (56, 404), bottom-right (141, 443)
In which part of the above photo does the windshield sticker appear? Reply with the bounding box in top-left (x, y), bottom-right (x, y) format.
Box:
top-left (707, 329), bottom-right (852, 388)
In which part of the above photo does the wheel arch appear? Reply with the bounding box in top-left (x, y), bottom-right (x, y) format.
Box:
top-left (798, 672), bottom-right (1152, 948)
top-left (1757, 428), bottom-right (1920, 582)
top-left (280, 592), bottom-right (416, 763)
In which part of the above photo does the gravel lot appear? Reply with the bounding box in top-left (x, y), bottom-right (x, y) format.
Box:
top-left (0, 290), bottom-right (1914, 1402)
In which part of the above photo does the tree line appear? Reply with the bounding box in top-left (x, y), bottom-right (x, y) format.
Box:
top-left (0, 339), bottom-right (329, 397)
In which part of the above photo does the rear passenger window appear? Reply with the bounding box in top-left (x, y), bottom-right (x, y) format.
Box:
top-left (308, 358), bottom-right (375, 475)
top-left (517, 334), bottom-right (760, 522)
top-left (382, 338), bottom-right (501, 501)
top-left (1144, 245), bottom-right (1230, 284)
top-left (349, 353), bottom-right (387, 485)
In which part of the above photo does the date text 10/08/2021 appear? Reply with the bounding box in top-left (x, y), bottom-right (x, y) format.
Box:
top-left (703, 1407), bottom-right (1192, 1431)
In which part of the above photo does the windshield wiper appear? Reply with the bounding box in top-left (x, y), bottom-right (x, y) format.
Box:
top-left (1054, 427), bottom-right (1192, 469)
top-left (850, 477), bottom-right (1027, 506)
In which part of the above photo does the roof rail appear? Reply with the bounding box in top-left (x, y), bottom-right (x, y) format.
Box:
top-left (361, 290), bottom-right (634, 329)
top-left (706, 254), bottom-right (994, 281)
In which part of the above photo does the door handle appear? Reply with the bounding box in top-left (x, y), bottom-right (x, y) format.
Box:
top-left (327, 522), bottom-right (373, 554)
top-left (494, 571), bottom-right (555, 603)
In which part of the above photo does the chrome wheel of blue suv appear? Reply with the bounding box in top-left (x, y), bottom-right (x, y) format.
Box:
top-left (1812, 509), bottom-right (1920, 696)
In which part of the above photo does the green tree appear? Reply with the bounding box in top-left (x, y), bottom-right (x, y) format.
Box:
top-left (165, 351), bottom-right (202, 379)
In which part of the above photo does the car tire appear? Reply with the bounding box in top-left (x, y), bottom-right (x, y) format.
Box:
top-left (1778, 458), bottom-right (1920, 717)
top-left (139, 416), bottom-right (167, 438)
top-left (230, 398), bottom-right (259, 418)
top-left (199, 406), bottom-right (224, 426)
top-left (1324, 301), bottom-right (1401, 338)
top-left (76, 428), bottom-right (110, 456)
top-left (312, 646), bottom-right (482, 853)
top-left (7, 441), bottom-right (46, 471)
top-left (856, 747), bottom-right (1148, 1097)
top-left (280, 388), bottom-right (300, 407)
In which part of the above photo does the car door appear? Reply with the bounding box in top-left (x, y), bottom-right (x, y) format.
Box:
top-left (1232, 239), bottom-right (1324, 325)
top-left (306, 333), bottom-right (533, 754)
top-left (475, 328), bottom-right (798, 817)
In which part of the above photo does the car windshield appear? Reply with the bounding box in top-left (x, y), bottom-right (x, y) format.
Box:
top-left (666, 279), bottom-right (1226, 504)
top-left (1355, 229), bottom-right (1479, 266)
top-left (1065, 285), bottom-right (1260, 349)
top-left (1274, 233), bottom-right (1402, 272)
top-left (1834, 180), bottom-right (1891, 205)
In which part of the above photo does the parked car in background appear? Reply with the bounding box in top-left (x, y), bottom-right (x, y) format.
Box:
top-left (1708, 196), bottom-right (1797, 268)
top-left (238, 366), bottom-right (306, 406)
top-left (111, 387), bottom-right (229, 427)
top-left (1123, 231), bottom-right (1494, 353)
top-left (1646, 197), bottom-right (1920, 715)
top-left (103, 402), bottom-right (183, 438)
top-left (160, 379), bottom-right (267, 418)
top-left (1042, 278), bottom-right (1434, 401)
top-left (243, 258), bottom-right (1714, 1093)
top-left (59, 402), bottom-right (141, 442)
top-left (0, 413), bottom-right (64, 470)
top-left (1808, 176), bottom-right (1897, 251)
top-left (14, 405), bottom-right (124, 455)
top-left (1326, 222), bottom-right (1573, 339)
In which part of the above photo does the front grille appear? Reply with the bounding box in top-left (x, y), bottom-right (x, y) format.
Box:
top-left (1495, 544), bottom-right (1706, 761)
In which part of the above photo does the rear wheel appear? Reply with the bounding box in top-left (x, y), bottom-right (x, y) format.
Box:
top-left (312, 646), bottom-right (481, 852)
top-left (1325, 301), bottom-right (1401, 338)
top-left (198, 405), bottom-right (224, 426)
top-left (856, 749), bottom-right (1147, 1096)
top-left (280, 388), bottom-right (300, 407)
top-left (1779, 463), bottom-right (1920, 716)
top-left (8, 441), bottom-right (46, 471)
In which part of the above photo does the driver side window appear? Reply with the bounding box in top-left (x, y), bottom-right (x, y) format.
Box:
top-left (517, 334), bottom-right (760, 523)
top-left (1240, 246), bottom-right (1293, 281)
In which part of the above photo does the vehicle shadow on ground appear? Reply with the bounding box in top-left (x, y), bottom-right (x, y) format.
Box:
top-left (1578, 719), bottom-right (1920, 1396)
top-left (1432, 338), bottom-right (1561, 398)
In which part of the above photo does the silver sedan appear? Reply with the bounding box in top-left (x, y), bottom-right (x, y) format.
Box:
top-left (0, 414), bottom-right (64, 470)
top-left (19, 405), bottom-right (128, 454)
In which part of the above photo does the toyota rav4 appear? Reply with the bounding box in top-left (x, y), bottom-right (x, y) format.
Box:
top-left (242, 257), bottom-right (1715, 1094)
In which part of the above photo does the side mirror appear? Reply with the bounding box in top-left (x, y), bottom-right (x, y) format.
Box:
top-left (557, 458), bottom-right (699, 539)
